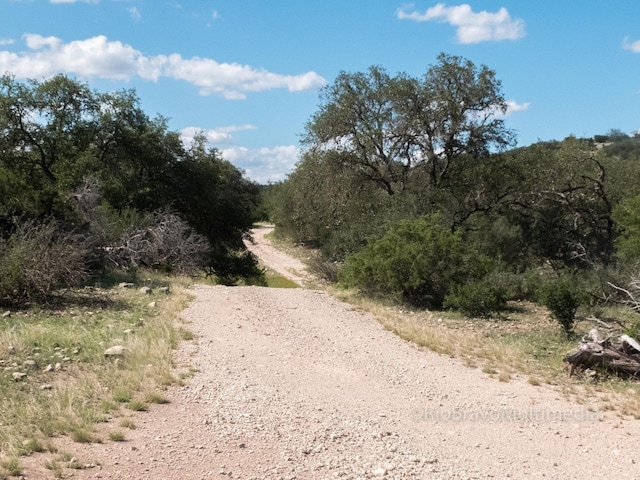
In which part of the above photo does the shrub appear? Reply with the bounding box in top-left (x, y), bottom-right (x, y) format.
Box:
top-left (0, 218), bottom-right (91, 303)
top-left (539, 276), bottom-right (585, 336)
top-left (444, 281), bottom-right (508, 318)
top-left (307, 255), bottom-right (339, 284)
top-left (340, 215), bottom-right (478, 308)
top-left (104, 208), bottom-right (211, 275)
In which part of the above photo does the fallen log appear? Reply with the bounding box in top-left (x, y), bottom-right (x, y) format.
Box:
top-left (563, 328), bottom-right (640, 378)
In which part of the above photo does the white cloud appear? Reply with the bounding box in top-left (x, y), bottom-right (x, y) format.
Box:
top-left (221, 145), bottom-right (299, 183)
top-left (397, 3), bottom-right (525, 44)
top-left (0, 38), bottom-right (15, 46)
top-left (479, 99), bottom-right (529, 120)
top-left (180, 124), bottom-right (258, 146)
top-left (0, 34), bottom-right (326, 99)
top-left (623, 37), bottom-right (640, 53)
top-left (504, 100), bottom-right (530, 116)
top-left (128, 6), bottom-right (141, 20)
top-left (24, 34), bottom-right (61, 50)
top-left (180, 126), bottom-right (295, 182)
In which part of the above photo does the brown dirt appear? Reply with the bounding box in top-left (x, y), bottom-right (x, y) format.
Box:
top-left (19, 225), bottom-right (640, 479)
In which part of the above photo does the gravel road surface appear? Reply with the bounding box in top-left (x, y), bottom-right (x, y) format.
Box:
top-left (49, 225), bottom-right (640, 479)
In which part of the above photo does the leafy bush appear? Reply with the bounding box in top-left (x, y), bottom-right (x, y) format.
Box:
top-left (0, 218), bottom-right (91, 303)
top-left (539, 277), bottom-right (585, 336)
top-left (612, 194), bottom-right (640, 263)
top-left (340, 215), bottom-right (478, 308)
top-left (444, 281), bottom-right (508, 318)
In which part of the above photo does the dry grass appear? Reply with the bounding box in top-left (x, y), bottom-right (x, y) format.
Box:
top-left (0, 272), bottom-right (194, 477)
top-left (331, 287), bottom-right (640, 418)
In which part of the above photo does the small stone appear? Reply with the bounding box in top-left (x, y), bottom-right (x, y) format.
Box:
top-left (43, 363), bottom-right (53, 372)
top-left (147, 301), bottom-right (157, 309)
top-left (119, 282), bottom-right (135, 289)
top-left (12, 372), bottom-right (27, 381)
top-left (7, 345), bottom-right (16, 355)
top-left (2, 311), bottom-right (11, 318)
top-left (104, 346), bottom-right (126, 357)
top-left (139, 287), bottom-right (152, 295)
top-left (158, 287), bottom-right (169, 294)
top-left (40, 384), bottom-right (53, 390)
top-left (23, 359), bottom-right (37, 368)
top-left (54, 362), bottom-right (62, 371)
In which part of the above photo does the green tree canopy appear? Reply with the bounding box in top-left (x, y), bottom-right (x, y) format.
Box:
top-left (303, 53), bottom-right (515, 195)
top-left (0, 74), bottom-right (260, 280)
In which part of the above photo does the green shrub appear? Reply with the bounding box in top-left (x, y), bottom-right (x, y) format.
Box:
top-left (539, 277), bottom-right (585, 336)
top-left (340, 215), bottom-right (479, 308)
top-left (444, 282), bottom-right (508, 318)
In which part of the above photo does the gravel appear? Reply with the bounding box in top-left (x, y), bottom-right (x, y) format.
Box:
top-left (24, 225), bottom-right (640, 479)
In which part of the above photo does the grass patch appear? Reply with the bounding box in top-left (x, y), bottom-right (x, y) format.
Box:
top-left (19, 437), bottom-right (44, 455)
top-left (178, 327), bottom-right (195, 340)
top-left (112, 388), bottom-right (133, 403)
top-left (120, 418), bottom-right (136, 430)
top-left (70, 429), bottom-right (93, 444)
top-left (126, 400), bottom-right (148, 412)
top-left (264, 270), bottom-right (299, 288)
top-left (0, 457), bottom-right (21, 477)
top-left (0, 272), bottom-right (194, 459)
top-left (145, 392), bottom-right (170, 404)
top-left (108, 430), bottom-right (125, 442)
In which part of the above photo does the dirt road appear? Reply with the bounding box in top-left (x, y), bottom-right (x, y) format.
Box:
top-left (65, 226), bottom-right (640, 479)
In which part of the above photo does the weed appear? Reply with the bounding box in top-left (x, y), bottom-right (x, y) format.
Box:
top-left (145, 392), bottom-right (170, 404)
top-left (67, 457), bottom-right (84, 469)
top-left (0, 457), bottom-right (21, 477)
top-left (120, 418), bottom-right (136, 430)
top-left (126, 400), bottom-right (148, 412)
top-left (19, 437), bottom-right (44, 455)
top-left (112, 388), bottom-right (133, 403)
top-left (109, 431), bottom-right (125, 442)
top-left (178, 327), bottom-right (195, 340)
top-left (71, 429), bottom-right (93, 444)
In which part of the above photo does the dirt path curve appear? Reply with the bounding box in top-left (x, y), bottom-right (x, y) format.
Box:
top-left (67, 226), bottom-right (640, 479)
top-left (247, 224), bottom-right (314, 286)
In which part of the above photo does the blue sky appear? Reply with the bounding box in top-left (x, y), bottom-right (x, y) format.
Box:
top-left (2, 1), bottom-right (640, 183)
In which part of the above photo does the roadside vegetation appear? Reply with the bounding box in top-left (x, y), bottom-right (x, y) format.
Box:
top-left (0, 74), bottom-right (264, 478)
top-left (0, 274), bottom-right (194, 478)
top-left (264, 54), bottom-right (640, 413)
